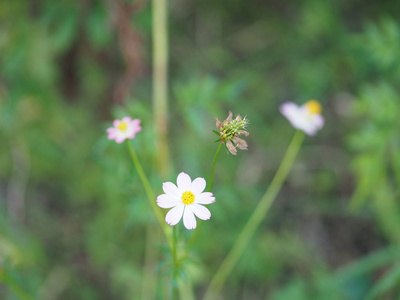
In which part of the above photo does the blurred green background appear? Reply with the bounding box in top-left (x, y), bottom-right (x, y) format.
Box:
top-left (1, 0), bottom-right (400, 299)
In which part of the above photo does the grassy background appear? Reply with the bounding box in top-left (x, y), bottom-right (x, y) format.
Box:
top-left (1, 0), bottom-right (400, 299)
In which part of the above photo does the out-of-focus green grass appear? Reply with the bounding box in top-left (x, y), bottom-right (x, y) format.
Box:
top-left (1, 0), bottom-right (400, 299)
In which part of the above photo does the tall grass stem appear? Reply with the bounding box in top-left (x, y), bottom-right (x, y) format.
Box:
top-left (152, 0), bottom-right (170, 178)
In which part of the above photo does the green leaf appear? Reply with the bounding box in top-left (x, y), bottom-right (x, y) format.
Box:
top-left (365, 263), bottom-right (400, 300)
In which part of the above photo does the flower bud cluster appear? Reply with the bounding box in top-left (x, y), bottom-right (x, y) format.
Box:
top-left (216, 111), bottom-right (249, 155)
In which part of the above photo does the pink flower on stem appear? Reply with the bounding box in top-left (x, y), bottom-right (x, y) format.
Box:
top-left (107, 117), bottom-right (142, 143)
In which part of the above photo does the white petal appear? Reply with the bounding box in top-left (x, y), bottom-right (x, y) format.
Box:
top-left (195, 192), bottom-right (215, 205)
top-left (157, 194), bottom-right (181, 208)
top-left (312, 114), bottom-right (324, 129)
top-left (125, 126), bottom-right (136, 139)
top-left (280, 102), bottom-right (299, 121)
top-left (190, 204), bottom-right (211, 220)
top-left (122, 116), bottom-right (132, 123)
top-left (301, 118), bottom-right (319, 135)
top-left (162, 182), bottom-right (181, 196)
top-left (183, 207), bottom-right (197, 230)
top-left (115, 130), bottom-right (128, 141)
top-left (165, 204), bottom-right (184, 226)
top-left (177, 172), bottom-right (192, 191)
top-left (280, 102), bottom-right (305, 129)
top-left (191, 177), bottom-right (206, 195)
top-left (302, 126), bottom-right (317, 136)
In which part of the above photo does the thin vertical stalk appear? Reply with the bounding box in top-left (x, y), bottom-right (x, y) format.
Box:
top-left (141, 224), bottom-right (160, 300)
top-left (208, 142), bottom-right (223, 192)
top-left (151, 1), bottom-right (170, 298)
top-left (152, 0), bottom-right (170, 178)
top-left (171, 226), bottom-right (179, 300)
top-left (203, 130), bottom-right (305, 299)
top-left (0, 271), bottom-right (36, 300)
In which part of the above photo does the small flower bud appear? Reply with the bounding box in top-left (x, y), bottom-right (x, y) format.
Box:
top-left (215, 111), bottom-right (249, 155)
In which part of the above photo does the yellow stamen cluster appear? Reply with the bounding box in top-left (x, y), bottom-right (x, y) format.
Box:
top-left (181, 191), bottom-right (195, 205)
top-left (305, 100), bottom-right (322, 115)
top-left (117, 121), bottom-right (128, 131)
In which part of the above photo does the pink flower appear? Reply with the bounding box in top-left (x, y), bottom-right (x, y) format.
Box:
top-left (107, 117), bottom-right (142, 143)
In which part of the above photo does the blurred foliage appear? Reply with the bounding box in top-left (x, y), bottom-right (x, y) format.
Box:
top-left (1, 0), bottom-right (400, 299)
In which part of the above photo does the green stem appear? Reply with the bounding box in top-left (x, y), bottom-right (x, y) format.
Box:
top-left (127, 141), bottom-right (172, 248)
top-left (171, 226), bottom-right (179, 300)
top-left (208, 142), bottom-right (223, 192)
top-left (0, 271), bottom-right (36, 300)
top-left (152, 0), bottom-right (170, 178)
top-left (141, 223), bottom-right (159, 300)
top-left (203, 130), bottom-right (305, 299)
top-left (178, 142), bottom-right (224, 263)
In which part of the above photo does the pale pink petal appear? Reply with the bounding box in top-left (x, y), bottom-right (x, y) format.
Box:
top-left (113, 120), bottom-right (120, 127)
top-left (183, 207), bottom-right (197, 230)
top-left (190, 204), bottom-right (211, 220)
top-left (115, 135), bottom-right (126, 143)
top-left (165, 204), bottom-right (185, 226)
top-left (131, 119), bottom-right (142, 133)
top-left (280, 102), bottom-right (307, 130)
top-left (107, 128), bottom-right (117, 140)
top-left (177, 172), bottom-right (192, 191)
top-left (312, 114), bottom-right (324, 129)
top-left (195, 192), bottom-right (215, 205)
top-left (106, 127), bottom-right (114, 134)
top-left (157, 194), bottom-right (181, 208)
top-left (226, 140), bottom-right (237, 155)
top-left (117, 129), bottom-right (129, 140)
top-left (162, 182), bottom-right (181, 197)
top-left (122, 116), bottom-right (132, 123)
top-left (226, 111), bottom-right (233, 122)
top-left (131, 126), bottom-right (142, 135)
top-left (126, 131), bottom-right (135, 139)
top-left (125, 126), bottom-right (137, 139)
top-left (300, 114), bottom-right (323, 135)
top-left (280, 102), bottom-right (299, 121)
top-left (191, 177), bottom-right (206, 195)
top-left (302, 126), bottom-right (317, 136)
top-left (124, 119), bottom-right (139, 139)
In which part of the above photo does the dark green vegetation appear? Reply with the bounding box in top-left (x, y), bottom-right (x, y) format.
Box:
top-left (1, 0), bottom-right (400, 299)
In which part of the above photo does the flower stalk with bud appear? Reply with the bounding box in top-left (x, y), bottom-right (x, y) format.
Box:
top-left (204, 101), bottom-right (324, 299)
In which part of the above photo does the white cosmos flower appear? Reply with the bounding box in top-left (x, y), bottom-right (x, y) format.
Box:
top-left (157, 172), bottom-right (215, 230)
top-left (280, 100), bottom-right (324, 135)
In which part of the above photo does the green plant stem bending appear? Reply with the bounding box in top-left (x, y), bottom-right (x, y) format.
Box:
top-left (203, 130), bottom-right (305, 299)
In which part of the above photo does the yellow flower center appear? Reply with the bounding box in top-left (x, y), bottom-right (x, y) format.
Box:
top-left (305, 100), bottom-right (322, 115)
top-left (181, 191), bottom-right (195, 205)
top-left (117, 121), bottom-right (128, 131)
